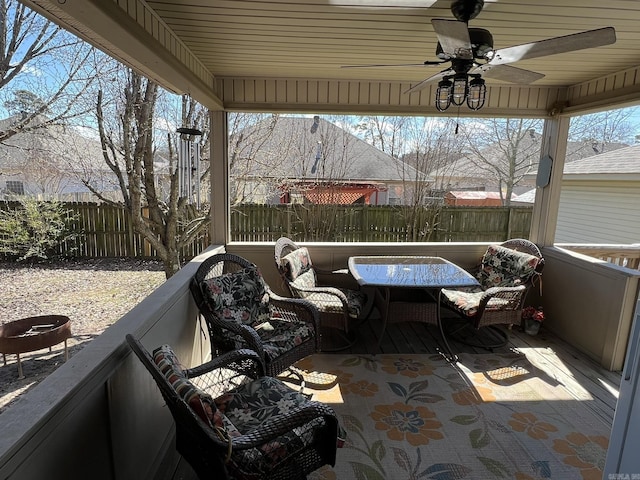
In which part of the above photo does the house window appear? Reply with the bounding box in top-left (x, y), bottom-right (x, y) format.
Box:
top-left (5, 180), bottom-right (24, 195)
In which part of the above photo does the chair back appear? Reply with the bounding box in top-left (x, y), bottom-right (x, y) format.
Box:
top-left (125, 334), bottom-right (230, 479)
top-left (200, 262), bottom-right (272, 327)
top-left (274, 236), bottom-right (300, 264)
top-left (274, 238), bottom-right (318, 296)
top-left (190, 253), bottom-right (269, 352)
top-left (476, 241), bottom-right (543, 290)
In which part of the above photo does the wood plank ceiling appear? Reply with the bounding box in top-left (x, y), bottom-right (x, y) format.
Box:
top-left (21, 0), bottom-right (640, 117)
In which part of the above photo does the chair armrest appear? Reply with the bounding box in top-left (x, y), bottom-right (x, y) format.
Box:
top-left (227, 401), bottom-right (339, 450)
top-left (315, 268), bottom-right (348, 275)
top-left (268, 293), bottom-right (321, 331)
top-left (199, 308), bottom-right (269, 365)
top-left (292, 284), bottom-right (350, 308)
top-left (315, 268), bottom-right (360, 290)
top-left (482, 285), bottom-right (527, 297)
top-left (476, 285), bottom-right (528, 315)
top-left (185, 348), bottom-right (265, 379)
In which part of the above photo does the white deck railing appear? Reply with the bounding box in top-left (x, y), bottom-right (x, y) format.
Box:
top-left (559, 243), bottom-right (640, 270)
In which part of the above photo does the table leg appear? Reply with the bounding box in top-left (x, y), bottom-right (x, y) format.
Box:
top-left (437, 290), bottom-right (457, 362)
top-left (17, 353), bottom-right (24, 379)
top-left (375, 287), bottom-right (390, 351)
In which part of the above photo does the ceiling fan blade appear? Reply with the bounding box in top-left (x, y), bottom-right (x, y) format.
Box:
top-left (473, 64), bottom-right (545, 84)
top-left (404, 69), bottom-right (452, 95)
top-left (491, 27), bottom-right (616, 65)
top-left (431, 19), bottom-right (473, 60)
top-left (341, 61), bottom-right (444, 69)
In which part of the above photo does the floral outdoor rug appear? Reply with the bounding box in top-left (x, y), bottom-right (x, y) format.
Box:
top-left (292, 351), bottom-right (610, 480)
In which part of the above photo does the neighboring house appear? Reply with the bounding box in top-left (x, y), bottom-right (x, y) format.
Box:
top-left (429, 130), bottom-right (627, 196)
top-left (230, 116), bottom-right (432, 205)
top-left (555, 143), bottom-right (640, 243)
top-left (0, 115), bottom-right (184, 203)
top-left (0, 115), bottom-right (120, 201)
top-left (444, 191), bottom-right (518, 206)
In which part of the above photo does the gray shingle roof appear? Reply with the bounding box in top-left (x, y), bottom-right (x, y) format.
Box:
top-left (231, 116), bottom-right (429, 183)
top-left (563, 143), bottom-right (640, 174)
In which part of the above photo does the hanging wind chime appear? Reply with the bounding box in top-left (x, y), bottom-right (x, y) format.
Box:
top-left (176, 126), bottom-right (203, 208)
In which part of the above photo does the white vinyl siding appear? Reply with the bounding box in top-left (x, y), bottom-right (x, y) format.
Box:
top-left (555, 181), bottom-right (640, 243)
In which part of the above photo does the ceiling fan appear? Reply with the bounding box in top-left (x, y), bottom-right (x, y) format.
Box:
top-left (342, 0), bottom-right (616, 109)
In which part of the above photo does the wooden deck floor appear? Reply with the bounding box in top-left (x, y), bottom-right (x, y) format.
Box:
top-left (321, 311), bottom-right (620, 424)
top-left (171, 313), bottom-right (621, 479)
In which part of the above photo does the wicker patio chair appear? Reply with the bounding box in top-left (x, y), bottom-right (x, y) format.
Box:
top-left (190, 253), bottom-right (320, 377)
top-left (274, 237), bottom-right (371, 350)
top-left (125, 334), bottom-right (340, 480)
top-left (439, 238), bottom-right (545, 348)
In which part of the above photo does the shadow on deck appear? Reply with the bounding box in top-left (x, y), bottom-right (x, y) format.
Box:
top-left (173, 311), bottom-right (621, 479)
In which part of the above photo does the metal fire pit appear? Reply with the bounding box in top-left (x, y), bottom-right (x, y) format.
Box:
top-left (0, 315), bottom-right (72, 379)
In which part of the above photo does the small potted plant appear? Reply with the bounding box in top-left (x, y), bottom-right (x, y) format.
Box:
top-left (521, 306), bottom-right (544, 335)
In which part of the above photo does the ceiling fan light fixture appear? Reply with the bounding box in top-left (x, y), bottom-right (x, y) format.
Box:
top-left (435, 78), bottom-right (453, 112)
top-left (451, 74), bottom-right (468, 106)
top-left (467, 76), bottom-right (486, 110)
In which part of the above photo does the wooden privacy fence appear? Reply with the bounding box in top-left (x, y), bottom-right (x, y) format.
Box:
top-left (0, 201), bottom-right (210, 260)
top-left (1, 201), bottom-right (532, 259)
top-left (231, 204), bottom-right (532, 243)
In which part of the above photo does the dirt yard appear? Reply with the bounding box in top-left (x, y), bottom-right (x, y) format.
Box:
top-left (0, 258), bottom-right (167, 413)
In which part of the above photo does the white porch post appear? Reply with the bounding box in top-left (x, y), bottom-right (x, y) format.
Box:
top-left (529, 115), bottom-right (571, 247)
top-left (210, 110), bottom-right (229, 245)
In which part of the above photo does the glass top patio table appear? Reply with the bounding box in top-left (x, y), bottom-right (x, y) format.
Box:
top-left (348, 256), bottom-right (479, 289)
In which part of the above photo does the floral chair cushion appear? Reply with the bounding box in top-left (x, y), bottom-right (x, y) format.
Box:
top-left (476, 244), bottom-right (540, 289)
top-left (201, 266), bottom-right (315, 361)
top-left (215, 375), bottom-right (335, 476)
top-left (153, 345), bottom-right (225, 430)
top-left (441, 244), bottom-right (541, 317)
top-left (253, 318), bottom-right (314, 360)
top-left (201, 266), bottom-right (271, 327)
top-left (281, 247), bottom-right (316, 288)
top-left (440, 288), bottom-right (511, 317)
top-left (302, 289), bottom-right (366, 318)
top-left (281, 247), bottom-right (366, 319)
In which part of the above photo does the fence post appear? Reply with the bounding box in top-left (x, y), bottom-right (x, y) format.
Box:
top-left (361, 205), bottom-right (366, 242)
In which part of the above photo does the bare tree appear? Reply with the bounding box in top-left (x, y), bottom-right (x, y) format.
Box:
top-left (355, 115), bottom-right (407, 158)
top-left (91, 68), bottom-right (209, 278)
top-left (292, 114), bottom-right (359, 240)
top-left (228, 113), bottom-right (285, 206)
top-left (397, 117), bottom-right (468, 239)
top-left (452, 110), bottom-right (635, 207)
top-left (0, 1), bottom-right (100, 141)
top-left (457, 118), bottom-right (543, 206)
top-left (355, 116), bottom-right (465, 240)
top-left (568, 107), bottom-right (637, 154)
